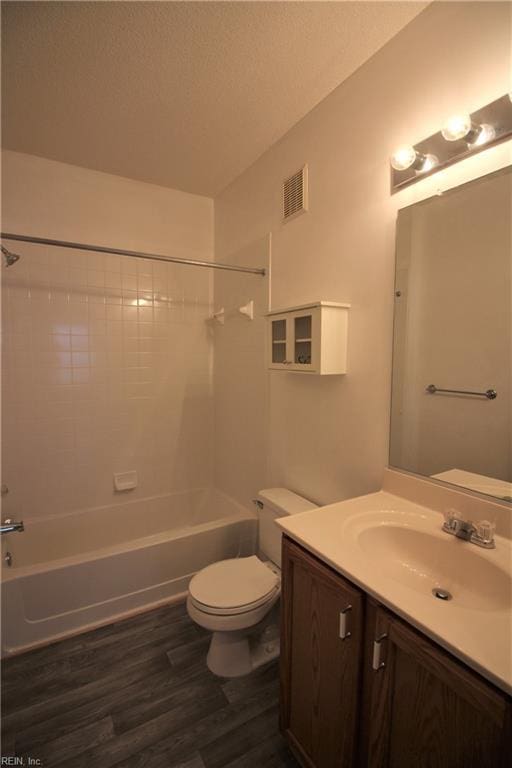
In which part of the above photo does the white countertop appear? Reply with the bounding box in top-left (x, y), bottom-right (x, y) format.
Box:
top-left (276, 490), bottom-right (512, 695)
top-left (432, 468), bottom-right (512, 501)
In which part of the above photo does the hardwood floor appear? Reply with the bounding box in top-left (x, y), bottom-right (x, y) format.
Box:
top-left (1, 602), bottom-right (299, 768)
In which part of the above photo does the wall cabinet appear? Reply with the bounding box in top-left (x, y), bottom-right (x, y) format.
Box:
top-left (267, 301), bottom-right (350, 374)
top-left (281, 536), bottom-right (511, 768)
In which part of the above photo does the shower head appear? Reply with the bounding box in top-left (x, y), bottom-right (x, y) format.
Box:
top-left (1, 245), bottom-right (20, 267)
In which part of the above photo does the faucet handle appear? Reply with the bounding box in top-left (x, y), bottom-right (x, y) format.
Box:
top-left (443, 509), bottom-right (458, 530)
top-left (475, 520), bottom-right (496, 545)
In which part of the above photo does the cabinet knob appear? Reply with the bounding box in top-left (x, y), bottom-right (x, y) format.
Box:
top-left (339, 604), bottom-right (352, 640)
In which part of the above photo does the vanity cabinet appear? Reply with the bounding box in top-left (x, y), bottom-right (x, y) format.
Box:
top-left (280, 536), bottom-right (364, 768)
top-left (281, 537), bottom-right (512, 768)
top-left (267, 301), bottom-right (350, 374)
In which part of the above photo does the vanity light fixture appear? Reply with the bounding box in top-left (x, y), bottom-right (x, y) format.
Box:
top-left (390, 93), bottom-right (512, 193)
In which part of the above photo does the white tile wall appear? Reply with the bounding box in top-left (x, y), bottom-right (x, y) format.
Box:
top-left (1, 243), bottom-right (214, 520)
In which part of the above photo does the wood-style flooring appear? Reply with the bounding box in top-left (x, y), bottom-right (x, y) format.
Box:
top-left (1, 602), bottom-right (300, 768)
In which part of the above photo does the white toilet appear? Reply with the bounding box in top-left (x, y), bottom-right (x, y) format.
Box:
top-left (187, 487), bottom-right (317, 677)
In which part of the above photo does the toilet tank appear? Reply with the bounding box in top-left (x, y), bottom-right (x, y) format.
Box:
top-left (256, 487), bottom-right (318, 566)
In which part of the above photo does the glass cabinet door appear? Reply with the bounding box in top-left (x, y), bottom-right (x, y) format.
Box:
top-left (271, 318), bottom-right (287, 364)
top-left (293, 314), bottom-right (312, 367)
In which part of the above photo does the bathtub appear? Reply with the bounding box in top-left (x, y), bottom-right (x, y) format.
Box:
top-left (1, 488), bottom-right (257, 655)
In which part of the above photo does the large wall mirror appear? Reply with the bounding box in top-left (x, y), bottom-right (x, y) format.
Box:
top-left (390, 166), bottom-right (511, 503)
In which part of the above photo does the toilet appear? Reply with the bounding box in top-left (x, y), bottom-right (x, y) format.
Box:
top-left (187, 487), bottom-right (317, 677)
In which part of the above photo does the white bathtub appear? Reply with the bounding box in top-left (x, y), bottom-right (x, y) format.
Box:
top-left (1, 488), bottom-right (257, 655)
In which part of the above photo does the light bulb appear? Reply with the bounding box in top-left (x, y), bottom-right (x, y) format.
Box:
top-left (469, 123), bottom-right (496, 146)
top-left (390, 145), bottom-right (418, 171)
top-left (418, 154), bottom-right (438, 173)
top-left (390, 146), bottom-right (438, 174)
top-left (441, 114), bottom-right (472, 141)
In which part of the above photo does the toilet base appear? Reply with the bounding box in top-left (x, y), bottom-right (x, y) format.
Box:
top-left (206, 620), bottom-right (280, 677)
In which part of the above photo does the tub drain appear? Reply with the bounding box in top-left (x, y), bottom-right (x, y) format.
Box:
top-left (432, 587), bottom-right (452, 601)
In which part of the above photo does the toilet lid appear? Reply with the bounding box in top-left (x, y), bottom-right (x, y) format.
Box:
top-left (189, 556), bottom-right (279, 611)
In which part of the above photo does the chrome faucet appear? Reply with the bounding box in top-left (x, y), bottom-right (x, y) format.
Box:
top-left (442, 510), bottom-right (495, 549)
top-left (0, 519), bottom-right (24, 535)
top-left (451, 517), bottom-right (475, 541)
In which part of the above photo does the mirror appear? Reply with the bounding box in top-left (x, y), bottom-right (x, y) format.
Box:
top-left (390, 166), bottom-right (512, 503)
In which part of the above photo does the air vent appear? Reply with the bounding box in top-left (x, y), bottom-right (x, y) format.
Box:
top-left (283, 165), bottom-right (308, 221)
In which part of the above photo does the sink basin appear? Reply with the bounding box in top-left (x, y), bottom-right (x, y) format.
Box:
top-left (356, 520), bottom-right (511, 611)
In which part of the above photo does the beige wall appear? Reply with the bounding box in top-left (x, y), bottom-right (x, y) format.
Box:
top-left (214, 1), bottom-right (512, 506)
top-left (1, 151), bottom-right (214, 521)
top-left (212, 237), bottom-right (270, 507)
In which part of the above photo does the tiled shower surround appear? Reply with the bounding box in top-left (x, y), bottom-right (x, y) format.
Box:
top-left (1, 243), bottom-right (214, 522)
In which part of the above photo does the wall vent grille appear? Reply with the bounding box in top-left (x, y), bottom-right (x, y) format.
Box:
top-left (283, 165), bottom-right (308, 221)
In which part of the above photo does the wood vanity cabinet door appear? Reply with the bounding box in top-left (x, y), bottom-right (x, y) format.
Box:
top-left (366, 607), bottom-right (512, 768)
top-left (280, 537), bottom-right (364, 768)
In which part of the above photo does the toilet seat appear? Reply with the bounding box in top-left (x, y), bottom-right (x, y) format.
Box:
top-left (188, 556), bottom-right (280, 616)
top-left (189, 586), bottom-right (280, 616)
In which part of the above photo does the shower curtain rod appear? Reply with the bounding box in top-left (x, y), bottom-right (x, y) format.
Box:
top-left (0, 232), bottom-right (266, 276)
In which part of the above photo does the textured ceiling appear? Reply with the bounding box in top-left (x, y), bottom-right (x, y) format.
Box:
top-left (1, 1), bottom-right (428, 196)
